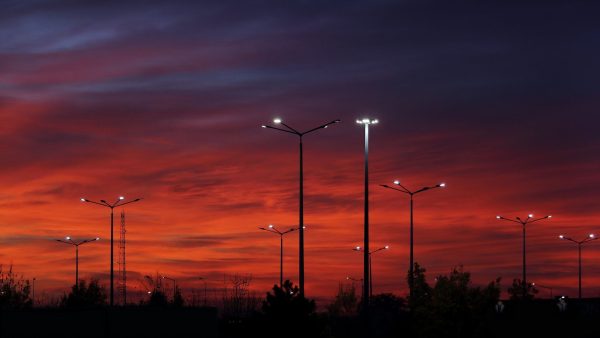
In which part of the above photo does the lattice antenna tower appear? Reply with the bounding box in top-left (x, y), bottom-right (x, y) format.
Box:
top-left (118, 209), bottom-right (127, 305)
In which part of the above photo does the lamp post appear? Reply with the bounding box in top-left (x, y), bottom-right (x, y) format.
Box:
top-left (55, 236), bottom-right (100, 288)
top-left (496, 214), bottom-right (551, 297)
top-left (531, 282), bottom-right (553, 299)
top-left (354, 245), bottom-right (389, 297)
top-left (259, 224), bottom-right (300, 286)
top-left (262, 118), bottom-right (340, 296)
top-left (81, 196), bottom-right (142, 306)
top-left (162, 275), bottom-right (177, 302)
top-left (380, 180), bottom-right (445, 299)
top-left (356, 117), bottom-right (377, 311)
top-left (559, 233), bottom-right (598, 299)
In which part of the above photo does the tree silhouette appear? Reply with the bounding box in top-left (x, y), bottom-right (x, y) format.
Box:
top-left (327, 283), bottom-right (358, 316)
top-left (173, 286), bottom-right (184, 307)
top-left (409, 262), bottom-right (432, 310)
top-left (60, 279), bottom-right (107, 308)
top-left (262, 280), bottom-right (318, 338)
top-left (262, 280), bottom-right (315, 318)
top-left (508, 278), bottom-right (538, 301)
top-left (147, 289), bottom-right (169, 307)
top-left (0, 265), bottom-right (32, 310)
top-left (411, 265), bottom-right (501, 338)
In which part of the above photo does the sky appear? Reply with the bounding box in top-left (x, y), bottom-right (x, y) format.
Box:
top-left (1, 0), bottom-right (599, 304)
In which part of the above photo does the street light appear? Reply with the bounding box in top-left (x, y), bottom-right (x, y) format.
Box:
top-left (262, 118), bottom-right (340, 296)
top-left (162, 275), bottom-right (177, 301)
top-left (81, 196), bottom-right (142, 306)
top-left (259, 224), bottom-right (301, 286)
top-left (496, 213), bottom-right (551, 297)
top-left (55, 236), bottom-right (100, 288)
top-left (346, 276), bottom-right (364, 283)
top-left (559, 233), bottom-right (598, 299)
top-left (531, 282), bottom-right (553, 299)
top-left (356, 117), bottom-right (377, 311)
top-left (381, 180), bottom-right (445, 299)
top-left (354, 245), bottom-right (389, 297)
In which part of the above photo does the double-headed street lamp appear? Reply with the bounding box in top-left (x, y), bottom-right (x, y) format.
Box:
top-left (81, 196), bottom-right (142, 306)
top-left (356, 117), bottom-right (378, 310)
top-left (259, 224), bottom-right (301, 287)
top-left (380, 180), bottom-right (445, 299)
top-left (496, 213), bottom-right (551, 297)
top-left (354, 245), bottom-right (389, 297)
top-left (55, 236), bottom-right (100, 288)
top-left (559, 233), bottom-right (598, 299)
top-left (262, 118), bottom-right (340, 296)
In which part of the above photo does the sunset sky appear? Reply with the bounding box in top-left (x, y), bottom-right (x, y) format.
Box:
top-left (1, 0), bottom-right (599, 304)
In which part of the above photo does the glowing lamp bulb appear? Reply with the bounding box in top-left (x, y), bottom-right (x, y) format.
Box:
top-left (385, 245), bottom-right (390, 249)
top-left (355, 246), bottom-right (361, 250)
top-left (80, 198), bottom-right (86, 202)
top-left (268, 224), bottom-right (273, 228)
top-left (559, 235), bottom-right (564, 239)
top-left (496, 216), bottom-right (501, 219)
top-left (528, 214), bottom-right (534, 218)
top-left (273, 118), bottom-right (282, 124)
top-left (96, 237), bottom-right (100, 241)
top-left (548, 215), bottom-right (552, 218)
top-left (372, 119), bottom-right (379, 124)
top-left (439, 183), bottom-right (446, 187)
top-left (393, 180), bottom-right (400, 185)
top-left (590, 234), bottom-right (595, 238)
top-left (119, 196), bottom-right (125, 200)
top-left (66, 236), bottom-right (71, 240)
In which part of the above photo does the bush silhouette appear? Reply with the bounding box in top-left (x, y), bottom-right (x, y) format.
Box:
top-left (60, 279), bottom-right (107, 308)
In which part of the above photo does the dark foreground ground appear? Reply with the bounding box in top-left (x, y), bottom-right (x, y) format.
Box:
top-left (1, 299), bottom-right (599, 338)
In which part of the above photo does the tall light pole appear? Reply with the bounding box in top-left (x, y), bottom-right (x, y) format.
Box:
top-left (55, 236), bottom-right (100, 288)
top-left (162, 275), bottom-right (177, 301)
top-left (354, 245), bottom-right (389, 297)
top-left (559, 233), bottom-right (598, 299)
top-left (356, 117), bottom-right (377, 311)
top-left (262, 118), bottom-right (340, 296)
top-left (496, 214), bottom-right (551, 297)
top-left (81, 196), bottom-right (142, 306)
top-left (259, 224), bottom-right (300, 287)
top-left (381, 180), bottom-right (445, 300)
